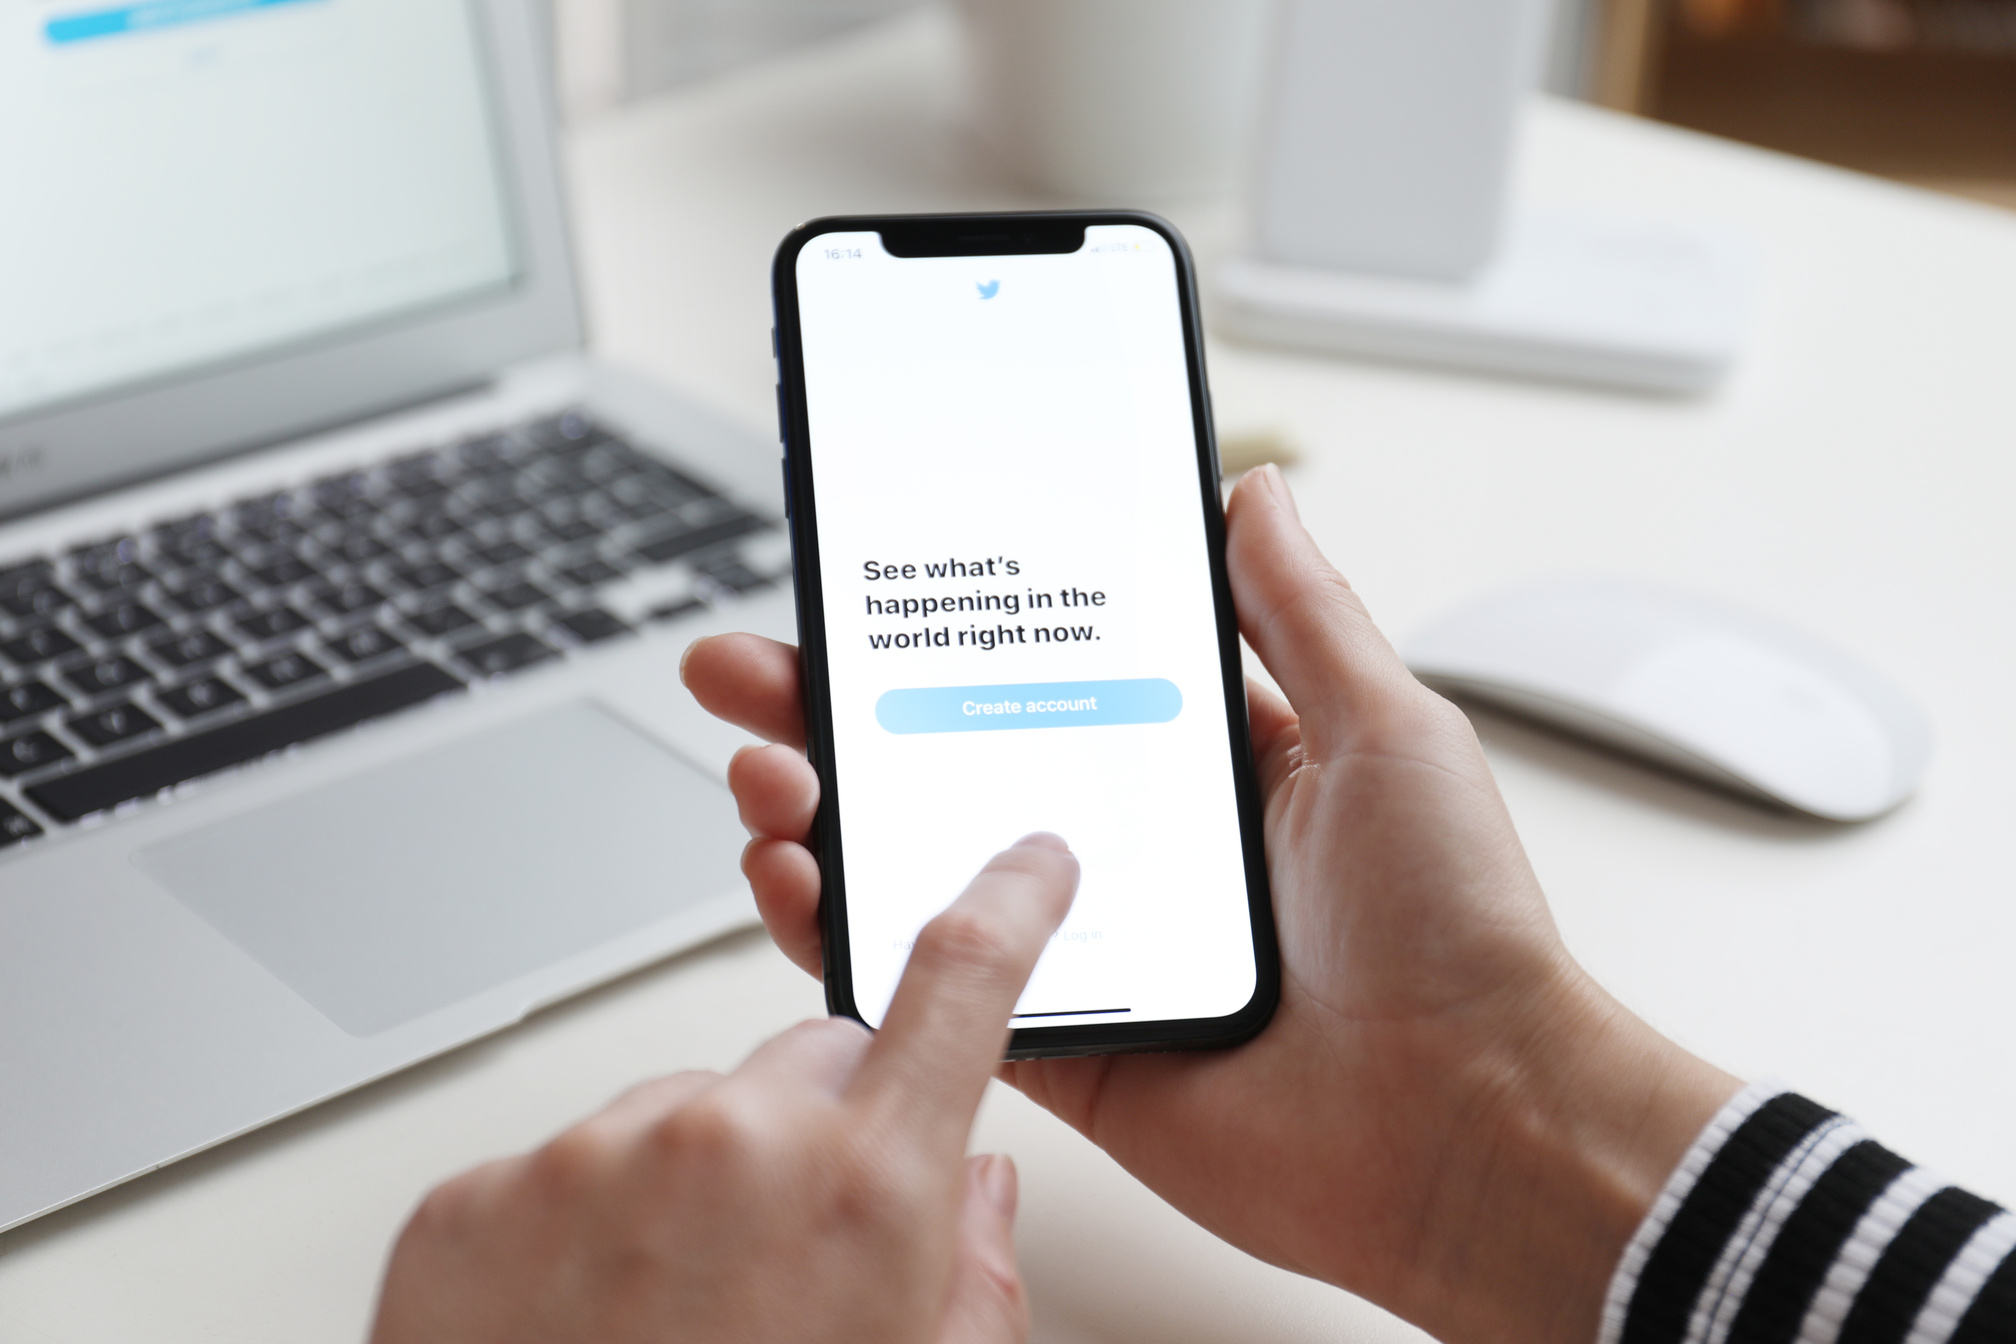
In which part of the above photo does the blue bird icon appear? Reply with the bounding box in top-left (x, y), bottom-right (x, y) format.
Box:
top-left (976, 280), bottom-right (1000, 300)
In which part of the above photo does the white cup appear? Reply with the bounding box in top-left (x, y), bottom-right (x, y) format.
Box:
top-left (957, 0), bottom-right (1277, 200)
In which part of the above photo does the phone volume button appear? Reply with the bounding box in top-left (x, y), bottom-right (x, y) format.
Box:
top-left (775, 383), bottom-right (789, 448)
top-left (781, 459), bottom-right (791, 517)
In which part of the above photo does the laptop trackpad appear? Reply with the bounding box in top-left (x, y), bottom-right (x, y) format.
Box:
top-left (135, 702), bottom-right (745, 1037)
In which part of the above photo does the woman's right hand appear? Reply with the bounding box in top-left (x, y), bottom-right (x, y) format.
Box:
top-left (684, 466), bottom-right (1741, 1344)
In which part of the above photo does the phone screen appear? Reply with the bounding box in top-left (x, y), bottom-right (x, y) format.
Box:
top-left (782, 217), bottom-right (1272, 1045)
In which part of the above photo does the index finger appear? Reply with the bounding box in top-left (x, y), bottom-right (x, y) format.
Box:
top-left (848, 834), bottom-right (1079, 1151)
top-left (681, 633), bottom-right (806, 748)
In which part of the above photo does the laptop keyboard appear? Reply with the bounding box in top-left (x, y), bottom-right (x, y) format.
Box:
top-left (0, 412), bottom-right (785, 846)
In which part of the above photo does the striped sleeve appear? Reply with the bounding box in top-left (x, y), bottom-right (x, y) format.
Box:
top-left (1599, 1083), bottom-right (2016, 1344)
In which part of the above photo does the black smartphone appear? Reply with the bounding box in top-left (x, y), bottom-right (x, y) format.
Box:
top-left (771, 211), bottom-right (1277, 1058)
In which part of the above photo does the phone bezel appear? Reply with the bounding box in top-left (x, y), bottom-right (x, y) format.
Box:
top-left (770, 210), bottom-right (1279, 1059)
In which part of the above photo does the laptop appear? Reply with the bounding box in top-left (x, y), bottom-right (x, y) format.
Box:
top-left (0, 0), bottom-right (795, 1232)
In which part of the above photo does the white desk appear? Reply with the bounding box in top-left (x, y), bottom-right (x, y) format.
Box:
top-left (6, 11), bottom-right (2016, 1342)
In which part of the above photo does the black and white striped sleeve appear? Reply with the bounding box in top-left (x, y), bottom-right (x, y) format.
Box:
top-left (1600, 1082), bottom-right (2016, 1344)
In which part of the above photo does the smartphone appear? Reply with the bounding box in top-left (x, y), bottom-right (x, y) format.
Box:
top-left (771, 211), bottom-right (1277, 1058)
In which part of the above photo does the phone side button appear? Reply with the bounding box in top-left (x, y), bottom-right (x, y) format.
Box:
top-left (781, 459), bottom-right (791, 517)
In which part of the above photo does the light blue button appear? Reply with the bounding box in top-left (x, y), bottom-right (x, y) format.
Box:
top-left (47, 0), bottom-right (320, 45)
top-left (876, 679), bottom-right (1182, 734)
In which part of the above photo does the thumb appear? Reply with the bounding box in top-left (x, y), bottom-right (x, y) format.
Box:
top-left (935, 1154), bottom-right (1030, 1344)
top-left (1225, 465), bottom-right (1433, 761)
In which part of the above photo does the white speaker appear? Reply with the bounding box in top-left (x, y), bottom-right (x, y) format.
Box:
top-left (1216, 0), bottom-right (1757, 393)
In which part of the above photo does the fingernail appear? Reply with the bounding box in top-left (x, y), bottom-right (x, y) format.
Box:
top-left (1262, 463), bottom-right (1301, 522)
top-left (982, 1153), bottom-right (1018, 1220)
top-left (1013, 832), bottom-right (1070, 853)
top-left (678, 639), bottom-right (702, 686)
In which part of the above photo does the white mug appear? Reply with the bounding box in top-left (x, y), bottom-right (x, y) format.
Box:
top-left (957, 0), bottom-right (1276, 200)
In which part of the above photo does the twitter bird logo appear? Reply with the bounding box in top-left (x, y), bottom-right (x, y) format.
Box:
top-left (976, 280), bottom-right (1000, 300)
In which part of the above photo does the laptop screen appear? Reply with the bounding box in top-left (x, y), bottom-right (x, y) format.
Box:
top-left (0, 0), bottom-right (519, 426)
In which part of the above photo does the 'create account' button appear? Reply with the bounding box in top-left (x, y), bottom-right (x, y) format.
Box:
top-left (876, 679), bottom-right (1182, 734)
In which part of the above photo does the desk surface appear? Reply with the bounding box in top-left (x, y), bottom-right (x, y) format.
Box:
top-left (6, 11), bottom-right (2016, 1342)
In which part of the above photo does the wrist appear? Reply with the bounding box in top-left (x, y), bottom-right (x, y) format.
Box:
top-left (1398, 958), bottom-right (1742, 1344)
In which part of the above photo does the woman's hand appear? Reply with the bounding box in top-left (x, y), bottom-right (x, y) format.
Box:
top-left (368, 835), bottom-right (1080, 1344)
top-left (682, 466), bottom-right (1741, 1344)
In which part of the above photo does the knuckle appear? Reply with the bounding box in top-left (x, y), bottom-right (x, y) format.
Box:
top-left (1382, 681), bottom-right (1477, 749)
top-left (409, 1164), bottom-right (489, 1235)
top-left (828, 1142), bottom-right (927, 1231)
top-left (791, 1015), bottom-right (872, 1055)
top-left (525, 1123), bottom-right (614, 1197)
top-left (646, 1091), bottom-right (763, 1168)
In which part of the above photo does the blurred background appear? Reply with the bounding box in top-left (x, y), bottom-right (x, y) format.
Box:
top-left (555, 0), bottom-right (2016, 211)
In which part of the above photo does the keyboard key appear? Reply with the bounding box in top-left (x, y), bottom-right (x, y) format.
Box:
top-left (310, 472), bottom-right (375, 510)
top-left (0, 583), bottom-right (75, 620)
top-left (386, 454), bottom-right (448, 488)
top-left (237, 518), bottom-right (309, 549)
top-left (84, 601), bottom-right (166, 638)
top-left (530, 412), bottom-right (595, 448)
top-left (390, 560), bottom-right (461, 592)
top-left (557, 559), bottom-right (624, 589)
top-left (481, 579), bottom-right (549, 613)
top-left (472, 434), bottom-right (531, 468)
top-left (583, 446), bottom-right (647, 485)
top-left (699, 558), bottom-right (772, 594)
top-left (231, 493), bottom-right (297, 529)
top-left (166, 576), bottom-right (242, 614)
top-left (151, 511), bottom-right (220, 545)
top-left (608, 473), bottom-right (691, 508)
top-left (643, 598), bottom-right (703, 624)
top-left (326, 625), bottom-right (404, 664)
top-left (310, 581), bottom-right (386, 617)
top-left (407, 602), bottom-right (478, 637)
top-left (323, 532), bottom-right (392, 565)
top-left (28, 662), bottom-right (464, 821)
top-left (161, 536), bottom-right (232, 568)
top-left (149, 629), bottom-right (233, 668)
top-left (0, 681), bottom-right (66, 722)
top-left (553, 608), bottom-right (632, 645)
top-left (67, 702), bottom-right (161, 748)
top-left (457, 632), bottom-right (557, 678)
top-left (153, 516), bottom-right (230, 568)
top-left (248, 555), bottom-right (318, 588)
top-left (386, 447), bottom-right (447, 477)
top-left (613, 497), bottom-right (679, 524)
top-left (2, 625), bottom-right (83, 667)
top-left (391, 475), bottom-right (453, 505)
top-left (400, 510), bottom-right (464, 544)
top-left (0, 561), bottom-right (55, 597)
top-left (0, 730), bottom-right (72, 777)
top-left (471, 539), bottom-right (531, 568)
top-left (642, 463), bottom-right (714, 499)
top-left (0, 799), bottom-right (42, 847)
top-left (71, 537), bottom-right (140, 570)
top-left (77, 562), bottom-right (152, 595)
top-left (62, 656), bottom-right (149, 697)
top-left (244, 651), bottom-right (326, 691)
top-left (540, 517), bottom-right (604, 545)
top-left (633, 513), bottom-right (766, 566)
top-left (236, 606), bottom-right (310, 641)
top-left (531, 456), bottom-right (595, 491)
top-left (157, 676), bottom-right (247, 720)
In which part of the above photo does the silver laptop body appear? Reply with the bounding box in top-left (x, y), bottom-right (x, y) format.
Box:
top-left (0, 0), bottom-right (792, 1232)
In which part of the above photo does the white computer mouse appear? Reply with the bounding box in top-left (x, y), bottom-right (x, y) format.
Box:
top-left (1403, 580), bottom-right (1932, 821)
